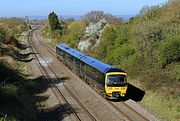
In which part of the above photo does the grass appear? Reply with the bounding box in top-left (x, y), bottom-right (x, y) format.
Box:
top-left (41, 32), bottom-right (59, 48)
top-left (17, 61), bottom-right (29, 75)
top-left (129, 78), bottom-right (180, 121)
top-left (141, 91), bottom-right (180, 121)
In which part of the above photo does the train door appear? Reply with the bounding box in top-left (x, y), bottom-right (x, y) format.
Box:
top-left (74, 58), bottom-right (80, 75)
top-left (79, 61), bottom-right (86, 78)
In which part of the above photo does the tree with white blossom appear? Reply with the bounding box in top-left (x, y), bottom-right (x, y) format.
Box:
top-left (78, 18), bottom-right (107, 51)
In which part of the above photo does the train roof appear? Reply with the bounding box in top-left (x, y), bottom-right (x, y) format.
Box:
top-left (56, 44), bottom-right (125, 74)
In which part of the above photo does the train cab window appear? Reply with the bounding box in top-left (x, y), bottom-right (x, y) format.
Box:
top-left (107, 75), bottom-right (126, 86)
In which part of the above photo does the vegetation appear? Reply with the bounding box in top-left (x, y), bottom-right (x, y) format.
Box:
top-left (0, 18), bottom-right (38, 120)
top-left (0, 27), bottom-right (5, 43)
top-left (61, 21), bottom-right (86, 48)
top-left (159, 36), bottom-right (180, 68)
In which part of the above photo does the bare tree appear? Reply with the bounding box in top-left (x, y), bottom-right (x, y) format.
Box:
top-left (82, 10), bottom-right (123, 24)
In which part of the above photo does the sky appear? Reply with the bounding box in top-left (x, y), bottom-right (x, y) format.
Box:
top-left (0, 0), bottom-right (167, 17)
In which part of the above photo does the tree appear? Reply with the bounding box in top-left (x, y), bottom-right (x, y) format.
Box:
top-left (68, 21), bottom-right (86, 40)
top-left (78, 19), bottom-right (107, 51)
top-left (62, 21), bottom-right (86, 48)
top-left (82, 11), bottom-right (104, 23)
top-left (82, 10), bottom-right (122, 24)
top-left (48, 11), bottom-right (61, 31)
top-left (84, 19), bottom-right (107, 39)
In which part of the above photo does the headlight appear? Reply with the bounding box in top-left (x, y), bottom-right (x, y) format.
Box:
top-left (108, 87), bottom-right (112, 90)
top-left (121, 87), bottom-right (126, 90)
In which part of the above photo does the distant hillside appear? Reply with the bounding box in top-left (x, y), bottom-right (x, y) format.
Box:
top-left (28, 15), bottom-right (134, 20)
top-left (114, 15), bottom-right (134, 20)
top-left (29, 16), bottom-right (47, 20)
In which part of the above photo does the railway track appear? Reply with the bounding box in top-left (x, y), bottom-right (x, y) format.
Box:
top-left (109, 102), bottom-right (148, 121)
top-left (28, 29), bottom-right (97, 121)
top-left (33, 28), bottom-right (150, 121)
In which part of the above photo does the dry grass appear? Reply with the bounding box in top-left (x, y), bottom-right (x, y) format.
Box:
top-left (141, 91), bottom-right (180, 121)
top-left (0, 56), bottom-right (18, 70)
top-left (129, 78), bottom-right (180, 121)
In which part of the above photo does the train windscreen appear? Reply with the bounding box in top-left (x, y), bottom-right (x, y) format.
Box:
top-left (107, 74), bottom-right (126, 86)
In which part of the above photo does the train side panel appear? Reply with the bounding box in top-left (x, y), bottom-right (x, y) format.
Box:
top-left (56, 46), bottom-right (105, 89)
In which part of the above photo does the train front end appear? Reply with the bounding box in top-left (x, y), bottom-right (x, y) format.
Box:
top-left (105, 72), bottom-right (128, 99)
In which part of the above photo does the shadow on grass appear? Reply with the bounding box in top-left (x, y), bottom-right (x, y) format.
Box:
top-left (0, 64), bottom-right (38, 120)
top-left (39, 104), bottom-right (76, 121)
top-left (15, 52), bottom-right (38, 59)
top-left (0, 37), bottom-right (38, 62)
top-left (14, 51), bottom-right (38, 62)
top-left (17, 57), bottom-right (35, 63)
top-left (125, 83), bottom-right (145, 102)
top-left (0, 46), bottom-right (38, 63)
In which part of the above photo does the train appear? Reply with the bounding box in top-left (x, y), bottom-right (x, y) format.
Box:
top-left (56, 44), bottom-right (128, 99)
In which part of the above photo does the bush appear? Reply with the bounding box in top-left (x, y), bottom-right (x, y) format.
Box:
top-left (61, 21), bottom-right (86, 48)
top-left (159, 36), bottom-right (180, 67)
top-left (0, 115), bottom-right (7, 121)
top-left (17, 25), bottom-right (27, 34)
top-left (98, 25), bottom-right (116, 58)
top-left (105, 44), bottom-right (135, 65)
top-left (0, 85), bottom-right (19, 102)
top-left (114, 25), bottom-right (130, 46)
top-left (0, 27), bottom-right (5, 43)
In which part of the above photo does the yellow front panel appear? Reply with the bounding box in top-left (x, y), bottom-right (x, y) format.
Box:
top-left (105, 72), bottom-right (128, 97)
top-left (105, 86), bottom-right (128, 96)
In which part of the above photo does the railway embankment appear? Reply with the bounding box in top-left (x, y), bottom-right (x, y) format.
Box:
top-left (0, 27), bottom-right (39, 120)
